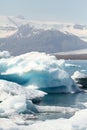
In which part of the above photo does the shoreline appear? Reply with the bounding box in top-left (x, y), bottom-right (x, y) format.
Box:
top-left (55, 54), bottom-right (87, 60)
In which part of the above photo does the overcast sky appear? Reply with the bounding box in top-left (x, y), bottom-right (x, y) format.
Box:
top-left (0, 0), bottom-right (87, 24)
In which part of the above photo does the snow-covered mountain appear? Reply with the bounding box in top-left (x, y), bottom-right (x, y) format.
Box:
top-left (1, 16), bottom-right (87, 41)
top-left (0, 16), bottom-right (87, 55)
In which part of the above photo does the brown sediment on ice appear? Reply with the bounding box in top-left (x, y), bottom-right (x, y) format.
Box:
top-left (55, 54), bottom-right (87, 60)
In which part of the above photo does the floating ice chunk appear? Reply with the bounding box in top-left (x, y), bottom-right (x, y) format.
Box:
top-left (0, 80), bottom-right (46, 116)
top-left (35, 105), bottom-right (79, 113)
top-left (65, 63), bottom-right (80, 68)
top-left (72, 71), bottom-right (87, 88)
top-left (0, 92), bottom-right (39, 117)
top-left (72, 71), bottom-right (87, 79)
top-left (0, 95), bottom-right (26, 115)
top-left (0, 80), bottom-right (46, 102)
top-left (0, 52), bottom-right (81, 93)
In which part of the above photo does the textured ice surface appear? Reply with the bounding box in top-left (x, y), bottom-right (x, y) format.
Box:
top-left (0, 80), bottom-right (46, 117)
top-left (25, 109), bottom-right (87, 130)
top-left (0, 52), bottom-right (81, 93)
top-left (72, 71), bottom-right (87, 79)
top-left (0, 80), bottom-right (46, 101)
top-left (1, 108), bottom-right (87, 130)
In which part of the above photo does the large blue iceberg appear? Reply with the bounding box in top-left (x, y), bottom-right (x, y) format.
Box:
top-left (0, 51), bottom-right (81, 93)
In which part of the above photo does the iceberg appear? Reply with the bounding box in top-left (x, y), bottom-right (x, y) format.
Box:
top-left (0, 80), bottom-right (46, 117)
top-left (0, 80), bottom-right (46, 102)
top-left (0, 52), bottom-right (81, 93)
top-left (72, 71), bottom-right (87, 88)
top-left (72, 71), bottom-right (87, 79)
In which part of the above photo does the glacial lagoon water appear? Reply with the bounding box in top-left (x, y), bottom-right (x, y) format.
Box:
top-left (35, 92), bottom-right (87, 121)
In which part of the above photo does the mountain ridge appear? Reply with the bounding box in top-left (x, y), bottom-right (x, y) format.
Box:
top-left (0, 16), bottom-right (87, 55)
top-left (0, 16), bottom-right (87, 41)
